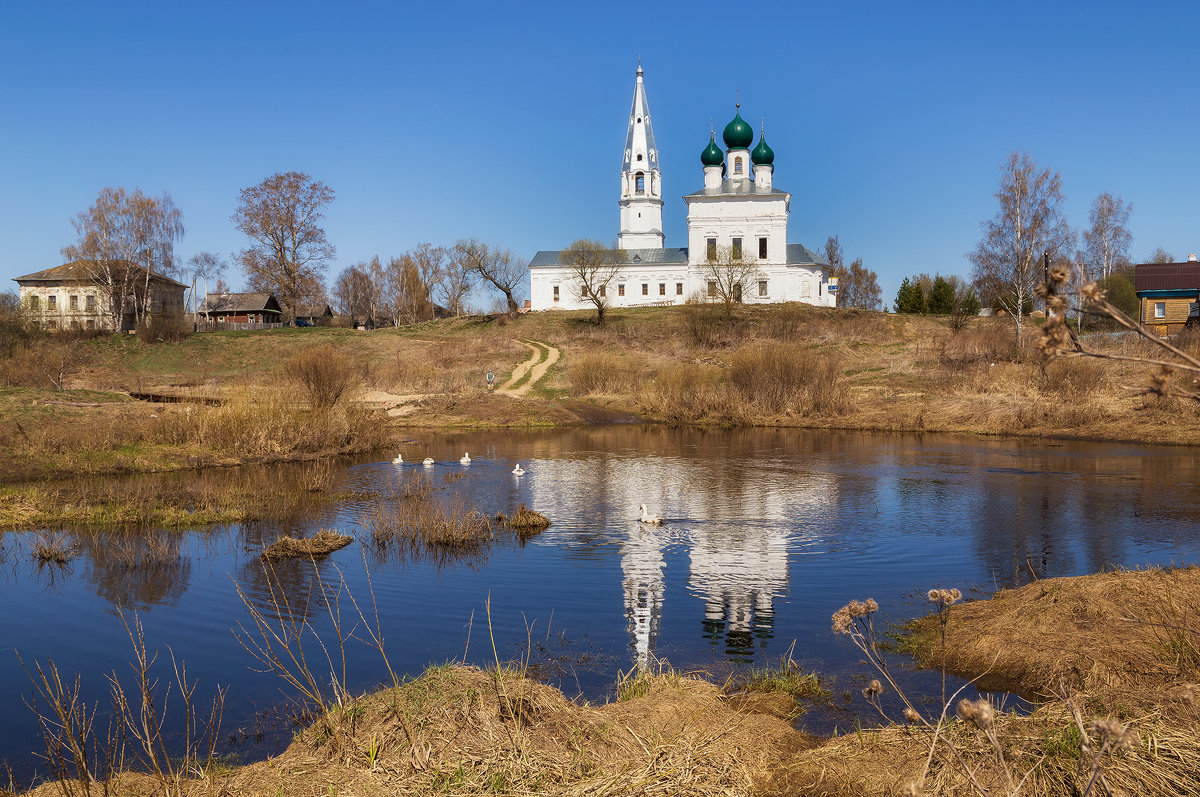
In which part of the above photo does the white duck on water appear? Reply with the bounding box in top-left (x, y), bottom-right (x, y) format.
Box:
top-left (392, 453), bottom-right (404, 464)
top-left (512, 464), bottom-right (525, 476)
top-left (638, 503), bottom-right (663, 525)
top-left (422, 457), bottom-right (435, 466)
top-left (460, 452), bottom-right (471, 465)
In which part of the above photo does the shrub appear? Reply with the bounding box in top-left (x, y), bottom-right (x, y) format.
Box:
top-left (284, 344), bottom-right (355, 408)
top-left (645, 363), bottom-right (743, 424)
top-left (940, 323), bottom-right (1017, 365)
top-left (568, 352), bottom-right (629, 395)
top-left (729, 342), bottom-right (849, 416)
top-left (679, 298), bottom-right (732, 348)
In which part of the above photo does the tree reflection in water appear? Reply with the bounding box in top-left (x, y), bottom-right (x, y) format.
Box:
top-left (79, 529), bottom-right (192, 611)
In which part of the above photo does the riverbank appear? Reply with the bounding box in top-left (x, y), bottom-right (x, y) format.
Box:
top-left (16, 568), bottom-right (1200, 796)
top-left (4, 304), bottom-right (1199, 488)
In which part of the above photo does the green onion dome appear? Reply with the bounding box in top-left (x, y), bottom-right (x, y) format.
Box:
top-left (722, 111), bottom-right (754, 149)
top-left (700, 132), bottom-right (724, 167)
top-left (751, 135), bottom-right (774, 166)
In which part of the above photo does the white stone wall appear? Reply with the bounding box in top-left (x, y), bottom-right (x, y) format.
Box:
top-left (530, 263), bottom-right (695, 311)
top-left (18, 283), bottom-right (114, 329)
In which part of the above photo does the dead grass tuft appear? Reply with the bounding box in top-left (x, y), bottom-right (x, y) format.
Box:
top-left (284, 344), bottom-right (356, 408)
top-left (30, 531), bottom-right (78, 565)
top-left (567, 352), bottom-right (631, 395)
top-left (261, 529), bottom-right (353, 560)
top-left (495, 504), bottom-right (551, 538)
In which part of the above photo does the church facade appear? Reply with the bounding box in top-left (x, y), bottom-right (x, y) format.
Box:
top-left (528, 64), bottom-right (835, 311)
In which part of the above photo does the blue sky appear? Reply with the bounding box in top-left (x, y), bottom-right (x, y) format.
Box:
top-left (2, 0), bottom-right (1197, 306)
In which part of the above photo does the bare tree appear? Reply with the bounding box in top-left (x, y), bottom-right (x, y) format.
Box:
top-left (385, 253), bottom-right (434, 326)
top-left (1147, 247), bottom-right (1176, 264)
top-left (839, 257), bottom-right (883, 310)
top-left (455, 239), bottom-right (527, 316)
top-left (187, 252), bottom-right (227, 315)
top-left (558, 239), bottom-right (626, 324)
top-left (700, 245), bottom-right (761, 318)
top-left (63, 187), bottom-right (185, 329)
top-left (332, 264), bottom-right (376, 327)
top-left (1082, 193), bottom-right (1133, 281)
top-left (232, 172), bottom-right (335, 319)
top-left (969, 152), bottom-right (1074, 346)
top-left (433, 246), bottom-right (474, 316)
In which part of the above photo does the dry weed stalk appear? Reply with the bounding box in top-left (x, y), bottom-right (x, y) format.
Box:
top-left (1040, 263), bottom-right (1200, 401)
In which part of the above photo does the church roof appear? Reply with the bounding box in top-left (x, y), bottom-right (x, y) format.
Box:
top-left (530, 248), bottom-right (688, 267)
top-left (683, 180), bottom-right (790, 199)
top-left (529, 245), bottom-right (827, 268)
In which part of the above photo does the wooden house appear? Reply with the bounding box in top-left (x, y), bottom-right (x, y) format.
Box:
top-left (1135, 256), bottom-right (1200, 335)
top-left (198, 293), bottom-right (283, 327)
top-left (14, 260), bottom-right (186, 331)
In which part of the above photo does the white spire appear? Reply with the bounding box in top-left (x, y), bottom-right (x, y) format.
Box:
top-left (619, 61), bottom-right (664, 249)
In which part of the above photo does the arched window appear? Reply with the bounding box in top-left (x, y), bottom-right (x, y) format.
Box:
top-left (635, 173), bottom-right (645, 194)
top-left (636, 153), bottom-right (643, 161)
top-left (734, 157), bottom-right (743, 175)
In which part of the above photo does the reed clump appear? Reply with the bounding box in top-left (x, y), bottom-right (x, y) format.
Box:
top-left (30, 531), bottom-right (79, 565)
top-left (262, 529), bottom-right (353, 560)
top-left (284, 344), bottom-right (356, 409)
top-left (567, 352), bottom-right (630, 395)
top-left (495, 504), bottom-right (551, 534)
top-left (368, 492), bottom-right (492, 553)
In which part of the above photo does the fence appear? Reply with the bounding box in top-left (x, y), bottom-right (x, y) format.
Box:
top-left (198, 321), bottom-right (285, 332)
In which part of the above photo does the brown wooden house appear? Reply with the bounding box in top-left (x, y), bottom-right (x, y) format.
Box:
top-left (198, 293), bottom-right (283, 326)
top-left (1135, 256), bottom-right (1200, 335)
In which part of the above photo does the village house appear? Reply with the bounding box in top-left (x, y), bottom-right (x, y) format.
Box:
top-left (293, 302), bottom-right (334, 326)
top-left (13, 260), bottom-right (186, 331)
top-left (198, 293), bottom-right (284, 327)
top-left (1135, 254), bottom-right (1200, 335)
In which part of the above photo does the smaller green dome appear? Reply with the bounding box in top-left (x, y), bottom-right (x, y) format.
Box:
top-left (723, 110), bottom-right (754, 149)
top-left (751, 135), bottom-right (774, 166)
top-left (700, 132), bottom-right (724, 167)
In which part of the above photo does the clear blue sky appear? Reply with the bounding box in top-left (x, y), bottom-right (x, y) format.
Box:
top-left (2, 0), bottom-right (1197, 306)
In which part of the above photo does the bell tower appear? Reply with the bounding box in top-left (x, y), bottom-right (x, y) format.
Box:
top-left (618, 61), bottom-right (664, 249)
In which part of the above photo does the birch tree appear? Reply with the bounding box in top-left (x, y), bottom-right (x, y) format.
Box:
top-left (969, 152), bottom-right (1074, 346)
top-left (700, 245), bottom-right (761, 318)
top-left (187, 252), bottom-right (227, 315)
top-left (1082, 193), bottom-right (1133, 281)
top-left (434, 246), bottom-right (474, 316)
top-left (63, 187), bottom-right (185, 329)
top-left (559, 239), bottom-right (625, 324)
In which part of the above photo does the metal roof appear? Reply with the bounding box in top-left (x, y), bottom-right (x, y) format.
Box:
top-left (14, 260), bottom-right (188, 288)
top-left (622, 65), bottom-right (659, 173)
top-left (1135, 262), bottom-right (1200, 292)
top-left (530, 245), bottom-right (827, 269)
top-left (785, 243), bottom-right (830, 267)
top-left (683, 179), bottom-right (790, 199)
top-left (199, 293), bottom-right (281, 314)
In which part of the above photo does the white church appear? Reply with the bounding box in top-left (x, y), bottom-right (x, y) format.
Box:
top-left (528, 64), bottom-right (835, 311)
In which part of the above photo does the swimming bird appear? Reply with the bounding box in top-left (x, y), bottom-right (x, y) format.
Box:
top-left (422, 457), bottom-right (435, 466)
top-left (512, 464), bottom-right (525, 476)
top-left (460, 452), bottom-right (471, 465)
top-left (392, 453), bottom-right (404, 464)
top-left (638, 503), bottom-right (663, 525)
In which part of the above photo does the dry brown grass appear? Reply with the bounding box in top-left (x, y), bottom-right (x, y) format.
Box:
top-left (367, 491), bottom-right (492, 554)
top-left (903, 566), bottom-right (1200, 697)
top-left (284, 344), bottom-right (356, 408)
top-left (495, 504), bottom-right (551, 538)
top-left (261, 529), bottom-right (353, 560)
top-left (566, 352), bottom-right (631, 395)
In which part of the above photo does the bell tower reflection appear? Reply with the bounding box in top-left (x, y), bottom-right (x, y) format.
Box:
top-left (691, 525), bottom-right (788, 660)
top-left (621, 525), bottom-right (666, 670)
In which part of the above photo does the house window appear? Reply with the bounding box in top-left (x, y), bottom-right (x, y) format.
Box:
top-left (676, 282), bottom-right (683, 295)
top-left (70, 295), bottom-right (78, 310)
top-left (618, 284), bottom-right (625, 297)
top-left (635, 173), bottom-right (645, 194)
top-left (598, 285), bottom-right (606, 298)
top-left (732, 238), bottom-right (742, 259)
top-left (1155, 301), bottom-right (1166, 319)
top-left (759, 237), bottom-right (768, 259)
top-left (85, 319), bottom-right (95, 330)
top-left (734, 156), bottom-right (743, 175)
top-left (86, 294), bottom-right (95, 311)
top-left (759, 280), bottom-right (768, 297)
top-left (733, 284), bottom-right (743, 302)
top-left (48, 295), bottom-right (56, 309)
top-left (30, 295), bottom-right (39, 310)
top-left (658, 283), bottom-right (666, 296)
top-left (47, 319), bottom-right (56, 329)
top-left (802, 281), bottom-right (812, 298)
top-left (641, 283), bottom-right (649, 296)
top-left (706, 238), bottom-right (716, 260)
top-left (707, 281), bottom-right (717, 298)
top-left (553, 285), bottom-right (560, 302)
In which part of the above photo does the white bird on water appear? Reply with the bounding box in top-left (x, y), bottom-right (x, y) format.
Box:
top-left (392, 453), bottom-right (404, 464)
top-left (638, 503), bottom-right (663, 525)
top-left (512, 464), bottom-right (525, 476)
top-left (460, 452), bottom-right (471, 465)
top-left (422, 457), bottom-right (435, 466)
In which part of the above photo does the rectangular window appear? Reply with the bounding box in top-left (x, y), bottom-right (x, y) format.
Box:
top-left (30, 295), bottom-right (39, 310)
top-left (598, 285), bottom-right (606, 298)
top-left (1155, 301), bottom-right (1166, 319)
top-left (553, 285), bottom-right (560, 301)
top-left (618, 284), bottom-right (625, 297)
top-left (86, 319), bottom-right (95, 330)
top-left (658, 283), bottom-right (666, 296)
top-left (732, 238), bottom-right (742, 259)
top-left (758, 280), bottom-right (768, 297)
top-left (86, 294), bottom-right (96, 311)
top-left (47, 319), bottom-right (56, 329)
top-left (676, 282), bottom-right (683, 296)
top-left (48, 295), bottom-right (57, 309)
top-left (70, 295), bottom-right (78, 310)
top-left (802, 281), bottom-right (812, 298)
top-left (641, 283), bottom-right (648, 296)
top-left (707, 281), bottom-right (717, 298)
top-left (759, 237), bottom-right (767, 259)
top-left (706, 238), bottom-right (716, 261)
